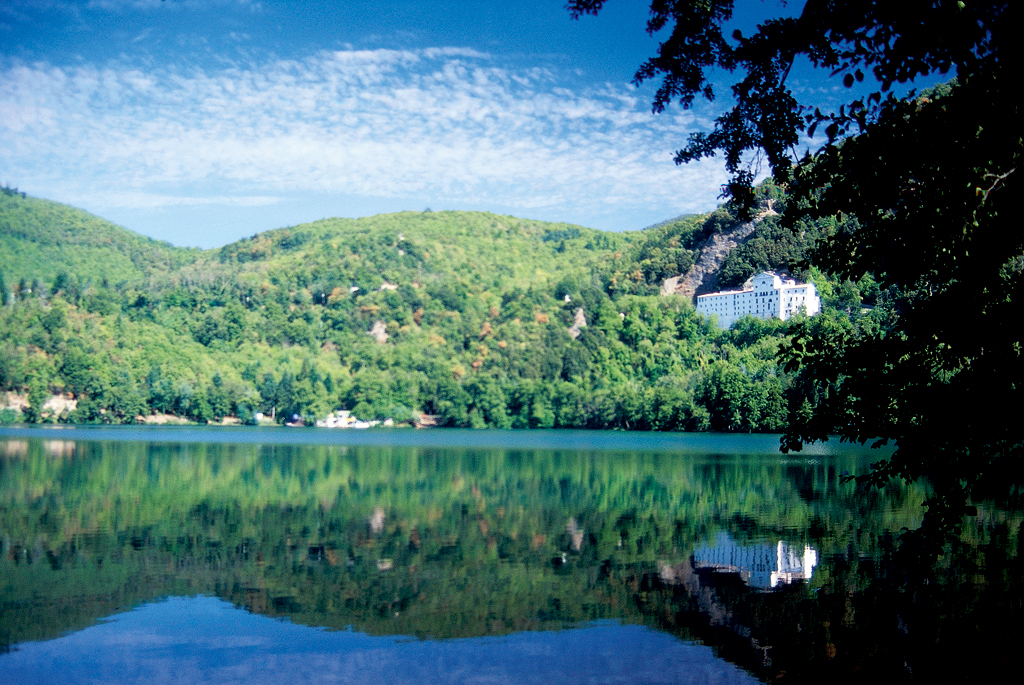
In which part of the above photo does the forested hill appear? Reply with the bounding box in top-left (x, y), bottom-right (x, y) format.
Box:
top-left (0, 188), bottom-right (877, 430)
top-left (0, 187), bottom-right (197, 288)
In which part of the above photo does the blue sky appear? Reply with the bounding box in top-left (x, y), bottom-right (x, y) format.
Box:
top-left (1, 1), bottom-right (871, 248)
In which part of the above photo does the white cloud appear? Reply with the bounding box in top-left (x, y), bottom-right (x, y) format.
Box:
top-left (0, 48), bottom-right (727, 227)
top-left (73, 191), bottom-right (283, 209)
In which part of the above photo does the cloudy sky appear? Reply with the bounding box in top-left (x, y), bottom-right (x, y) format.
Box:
top-left (1, 0), bottom-right (833, 248)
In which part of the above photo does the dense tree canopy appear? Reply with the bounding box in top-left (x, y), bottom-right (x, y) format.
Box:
top-left (571, 0), bottom-right (1021, 501)
top-left (3, 194), bottom-right (815, 433)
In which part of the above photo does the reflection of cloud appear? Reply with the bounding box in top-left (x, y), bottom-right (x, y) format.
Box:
top-left (205, 635), bottom-right (270, 648)
top-left (97, 631), bottom-right (186, 647)
top-left (0, 48), bottom-right (726, 221)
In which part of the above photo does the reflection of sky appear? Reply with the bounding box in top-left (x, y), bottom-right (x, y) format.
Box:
top-left (0, 596), bottom-right (760, 685)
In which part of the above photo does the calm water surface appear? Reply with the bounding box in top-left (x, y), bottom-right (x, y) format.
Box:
top-left (0, 427), bottom-right (1019, 683)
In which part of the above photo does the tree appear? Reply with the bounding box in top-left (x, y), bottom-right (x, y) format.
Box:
top-left (570, 1), bottom-right (1021, 506)
top-left (24, 378), bottom-right (50, 424)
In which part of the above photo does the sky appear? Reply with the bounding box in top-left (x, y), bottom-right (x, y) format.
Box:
top-left (1, 0), bottom-right (865, 248)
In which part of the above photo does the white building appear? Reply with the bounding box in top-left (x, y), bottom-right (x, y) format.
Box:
top-left (695, 271), bottom-right (820, 328)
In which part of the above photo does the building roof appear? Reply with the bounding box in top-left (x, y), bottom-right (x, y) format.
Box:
top-left (697, 271), bottom-right (812, 300)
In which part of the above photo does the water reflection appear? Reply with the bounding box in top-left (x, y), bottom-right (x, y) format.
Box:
top-left (0, 430), bottom-right (1019, 682)
top-left (1, 596), bottom-right (760, 685)
top-left (0, 440), bottom-right (26, 457)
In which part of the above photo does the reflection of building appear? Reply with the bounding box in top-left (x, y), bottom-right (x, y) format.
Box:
top-left (692, 532), bottom-right (818, 589)
top-left (695, 271), bottom-right (820, 328)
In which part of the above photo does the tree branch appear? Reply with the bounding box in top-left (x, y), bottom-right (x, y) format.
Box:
top-left (976, 167), bottom-right (1015, 205)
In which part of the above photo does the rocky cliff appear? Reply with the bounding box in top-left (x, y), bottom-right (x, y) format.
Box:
top-left (660, 220), bottom-right (757, 300)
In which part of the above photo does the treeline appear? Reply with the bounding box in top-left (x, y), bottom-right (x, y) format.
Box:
top-left (0, 273), bottom-right (796, 430)
top-left (1, 183), bottom-right (26, 199)
top-left (0, 189), bottom-right (888, 429)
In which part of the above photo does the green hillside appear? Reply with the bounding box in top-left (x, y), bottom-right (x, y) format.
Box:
top-left (0, 188), bottom-right (878, 430)
top-left (0, 187), bottom-right (197, 288)
top-left (214, 210), bottom-right (631, 292)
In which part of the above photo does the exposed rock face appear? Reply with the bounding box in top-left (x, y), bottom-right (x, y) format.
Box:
top-left (567, 307), bottom-right (587, 339)
top-left (1, 392), bottom-right (28, 412)
top-left (661, 220), bottom-right (759, 300)
top-left (136, 413), bottom-right (190, 425)
top-left (2, 392), bottom-right (77, 417)
top-left (368, 320), bottom-right (388, 344)
top-left (414, 413), bottom-right (439, 429)
top-left (43, 395), bottom-right (77, 415)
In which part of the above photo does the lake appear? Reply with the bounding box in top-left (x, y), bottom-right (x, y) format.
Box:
top-left (0, 427), bottom-right (1019, 683)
